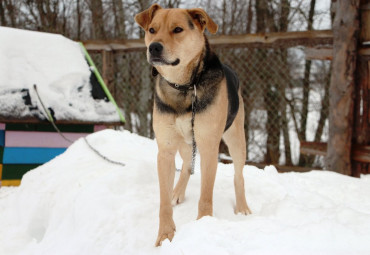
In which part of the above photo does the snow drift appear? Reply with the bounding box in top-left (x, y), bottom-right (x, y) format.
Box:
top-left (0, 27), bottom-right (118, 122)
top-left (0, 130), bottom-right (370, 255)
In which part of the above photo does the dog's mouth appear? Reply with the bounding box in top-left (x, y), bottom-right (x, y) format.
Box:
top-left (150, 57), bottom-right (180, 66)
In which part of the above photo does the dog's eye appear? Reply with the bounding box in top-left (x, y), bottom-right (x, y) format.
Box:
top-left (173, 27), bottom-right (183, 33)
top-left (149, 28), bottom-right (155, 34)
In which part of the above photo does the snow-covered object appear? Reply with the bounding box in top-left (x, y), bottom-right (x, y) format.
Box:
top-left (0, 130), bottom-right (370, 254)
top-left (0, 27), bottom-right (119, 122)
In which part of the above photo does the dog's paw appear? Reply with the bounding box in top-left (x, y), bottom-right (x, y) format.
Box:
top-left (155, 232), bottom-right (175, 247)
top-left (235, 203), bottom-right (252, 215)
top-left (155, 222), bottom-right (176, 246)
top-left (197, 201), bottom-right (213, 219)
top-left (171, 188), bottom-right (185, 206)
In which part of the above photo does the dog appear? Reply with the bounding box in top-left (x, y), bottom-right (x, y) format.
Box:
top-left (135, 4), bottom-right (251, 246)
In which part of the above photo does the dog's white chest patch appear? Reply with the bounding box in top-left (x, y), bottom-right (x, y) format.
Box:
top-left (175, 115), bottom-right (192, 144)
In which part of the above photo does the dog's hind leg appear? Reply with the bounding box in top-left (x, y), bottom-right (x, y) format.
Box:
top-left (223, 96), bottom-right (252, 215)
top-left (172, 142), bottom-right (192, 205)
top-left (172, 141), bottom-right (192, 205)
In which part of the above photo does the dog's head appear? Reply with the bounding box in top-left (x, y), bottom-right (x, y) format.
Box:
top-left (135, 4), bottom-right (218, 70)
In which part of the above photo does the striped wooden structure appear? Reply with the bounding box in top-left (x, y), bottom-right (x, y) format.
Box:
top-left (0, 29), bottom-right (125, 187)
top-left (0, 123), bottom-right (105, 186)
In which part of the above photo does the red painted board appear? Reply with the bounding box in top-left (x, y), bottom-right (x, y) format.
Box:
top-left (94, 125), bottom-right (107, 132)
top-left (5, 131), bottom-right (88, 148)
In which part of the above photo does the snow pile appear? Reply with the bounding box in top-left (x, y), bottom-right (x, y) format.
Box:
top-left (0, 130), bottom-right (370, 255)
top-left (0, 27), bottom-right (119, 122)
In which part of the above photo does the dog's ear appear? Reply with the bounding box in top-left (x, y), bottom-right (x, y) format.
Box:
top-left (135, 4), bottom-right (162, 30)
top-left (187, 8), bottom-right (218, 34)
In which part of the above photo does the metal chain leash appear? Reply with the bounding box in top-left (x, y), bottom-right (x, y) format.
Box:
top-left (190, 85), bottom-right (197, 175)
top-left (33, 84), bottom-right (125, 167)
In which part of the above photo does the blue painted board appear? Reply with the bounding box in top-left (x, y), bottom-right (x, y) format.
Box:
top-left (0, 130), bottom-right (4, 146)
top-left (3, 147), bottom-right (66, 164)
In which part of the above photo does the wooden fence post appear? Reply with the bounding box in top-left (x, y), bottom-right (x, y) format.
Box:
top-left (353, 0), bottom-right (370, 176)
top-left (102, 49), bottom-right (115, 97)
top-left (326, 0), bottom-right (360, 175)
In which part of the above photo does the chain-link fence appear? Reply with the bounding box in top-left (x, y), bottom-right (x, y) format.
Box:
top-left (91, 43), bottom-right (331, 169)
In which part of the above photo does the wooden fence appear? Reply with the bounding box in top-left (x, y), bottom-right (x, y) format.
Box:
top-left (81, 13), bottom-right (370, 176)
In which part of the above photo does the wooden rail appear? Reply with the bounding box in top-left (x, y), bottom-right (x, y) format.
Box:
top-left (0, 116), bottom-right (123, 126)
top-left (304, 46), bottom-right (333, 60)
top-left (300, 141), bottom-right (370, 164)
top-left (82, 30), bottom-right (333, 52)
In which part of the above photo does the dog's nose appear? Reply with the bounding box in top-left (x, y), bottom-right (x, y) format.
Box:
top-left (149, 42), bottom-right (163, 56)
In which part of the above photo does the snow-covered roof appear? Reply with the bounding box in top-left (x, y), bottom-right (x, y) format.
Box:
top-left (0, 27), bottom-right (120, 123)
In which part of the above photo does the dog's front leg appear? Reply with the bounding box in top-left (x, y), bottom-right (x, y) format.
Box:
top-left (197, 144), bottom-right (219, 219)
top-left (155, 149), bottom-right (176, 246)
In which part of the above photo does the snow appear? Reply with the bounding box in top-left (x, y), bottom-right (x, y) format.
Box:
top-left (1, 129), bottom-right (370, 255)
top-left (0, 27), bottom-right (119, 122)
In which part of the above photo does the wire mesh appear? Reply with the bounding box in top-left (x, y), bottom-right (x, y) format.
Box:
top-left (91, 44), bottom-right (331, 168)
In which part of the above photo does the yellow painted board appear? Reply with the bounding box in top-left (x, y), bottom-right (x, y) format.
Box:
top-left (1, 179), bottom-right (21, 186)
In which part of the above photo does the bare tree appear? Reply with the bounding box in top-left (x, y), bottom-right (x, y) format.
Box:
top-left (87, 0), bottom-right (106, 39)
top-left (75, 0), bottom-right (82, 40)
top-left (160, 0), bottom-right (182, 8)
top-left (0, 0), bottom-right (18, 27)
top-left (298, 0), bottom-right (316, 166)
top-left (279, 0), bottom-right (293, 165)
top-left (112, 0), bottom-right (126, 39)
top-left (0, 1), bottom-right (7, 26)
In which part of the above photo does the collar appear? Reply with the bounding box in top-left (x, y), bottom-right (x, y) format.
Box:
top-left (152, 59), bottom-right (203, 93)
top-left (166, 81), bottom-right (194, 92)
top-left (152, 67), bottom-right (197, 92)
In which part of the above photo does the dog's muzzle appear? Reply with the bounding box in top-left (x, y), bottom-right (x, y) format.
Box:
top-left (148, 42), bottom-right (180, 66)
top-left (149, 42), bottom-right (163, 57)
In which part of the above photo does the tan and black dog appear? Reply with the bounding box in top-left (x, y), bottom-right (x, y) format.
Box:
top-left (135, 4), bottom-right (251, 246)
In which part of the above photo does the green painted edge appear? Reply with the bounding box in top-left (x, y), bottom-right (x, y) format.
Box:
top-left (79, 42), bottom-right (125, 124)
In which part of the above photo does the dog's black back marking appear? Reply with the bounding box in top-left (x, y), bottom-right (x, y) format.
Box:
top-left (154, 91), bottom-right (177, 114)
top-left (223, 64), bottom-right (239, 131)
top-left (153, 38), bottom-right (240, 132)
